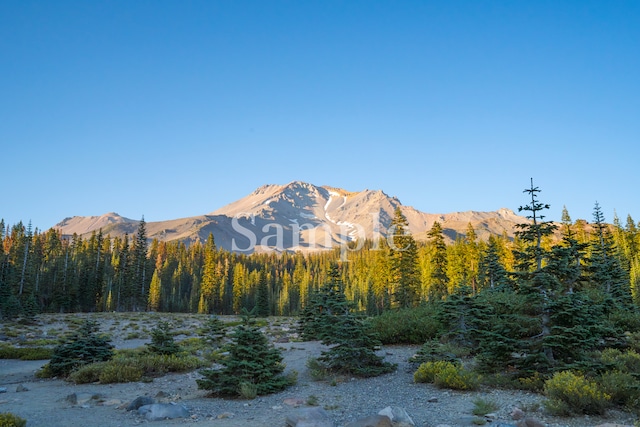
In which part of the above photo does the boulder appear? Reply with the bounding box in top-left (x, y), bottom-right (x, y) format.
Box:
top-left (516, 418), bottom-right (545, 427)
top-left (511, 407), bottom-right (525, 420)
top-left (138, 402), bottom-right (190, 421)
top-left (378, 406), bottom-right (415, 427)
top-left (126, 396), bottom-right (155, 411)
top-left (15, 384), bottom-right (28, 392)
top-left (345, 415), bottom-right (392, 427)
top-left (285, 406), bottom-right (334, 427)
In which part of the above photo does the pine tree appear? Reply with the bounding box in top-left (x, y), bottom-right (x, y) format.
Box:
top-left (427, 221), bottom-right (449, 300)
top-left (147, 270), bottom-right (162, 311)
top-left (255, 268), bottom-right (270, 317)
top-left (199, 315), bottom-right (226, 347)
top-left (298, 265), bottom-right (351, 341)
top-left (147, 321), bottom-right (180, 355)
top-left (588, 202), bottom-right (630, 304)
top-left (200, 233), bottom-right (218, 314)
top-left (197, 311), bottom-right (292, 397)
top-left (388, 208), bottom-right (420, 308)
top-left (299, 265), bottom-right (396, 377)
top-left (510, 179), bottom-right (559, 371)
top-left (131, 218), bottom-right (149, 310)
top-left (47, 319), bottom-right (114, 377)
top-left (478, 236), bottom-right (512, 291)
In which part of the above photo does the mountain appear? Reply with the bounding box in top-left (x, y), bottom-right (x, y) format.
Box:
top-left (53, 181), bottom-right (528, 253)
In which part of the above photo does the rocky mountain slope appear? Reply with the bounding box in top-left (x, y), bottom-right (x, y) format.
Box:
top-left (54, 181), bottom-right (528, 253)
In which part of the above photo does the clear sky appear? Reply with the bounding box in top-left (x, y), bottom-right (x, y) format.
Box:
top-left (2, 1), bottom-right (639, 231)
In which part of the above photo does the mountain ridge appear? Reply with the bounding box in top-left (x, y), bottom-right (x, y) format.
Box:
top-left (54, 181), bottom-right (528, 253)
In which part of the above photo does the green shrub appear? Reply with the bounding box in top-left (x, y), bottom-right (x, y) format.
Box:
top-left (0, 346), bottom-right (53, 360)
top-left (68, 353), bottom-right (203, 384)
top-left (306, 357), bottom-right (330, 381)
top-left (238, 381), bottom-right (258, 399)
top-left (543, 371), bottom-right (610, 416)
top-left (601, 348), bottom-right (640, 374)
top-left (414, 360), bottom-right (480, 390)
top-left (472, 397), bottom-right (499, 416)
top-left (368, 305), bottom-right (443, 344)
top-left (0, 412), bottom-right (27, 427)
top-left (68, 362), bottom-right (108, 384)
top-left (598, 370), bottom-right (640, 409)
top-left (98, 363), bottom-right (144, 383)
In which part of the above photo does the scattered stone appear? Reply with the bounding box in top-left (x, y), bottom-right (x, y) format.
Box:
top-left (345, 415), bottom-right (392, 427)
top-left (15, 384), bottom-right (28, 392)
top-left (435, 425), bottom-right (452, 427)
top-left (138, 402), bottom-right (190, 421)
top-left (272, 405), bottom-right (283, 410)
top-left (516, 419), bottom-right (545, 427)
top-left (65, 393), bottom-right (78, 405)
top-left (0, 388), bottom-right (7, 394)
top-left (378, 406), bottom-right (415, 427)
top-left (101, 399), bottom-right (123, 406)
top-left (155, 391), bottom-right (168, 398)
top-left (285, 406), bottom-right (333, 427)
top-left (511, 407), bottom-right (525, 420)
top-left (427, 397), bottom-right (438, 403)
top-left (485, 413), bottom-right (498, 420)
top-left (283, 397), bottom-right (305, 407)
top-left (217, 412), bottom-right (235, 419)
top-left (126, 396), bottom-right (155, 411)
top-left (594, 424), bottom-right (634, 427)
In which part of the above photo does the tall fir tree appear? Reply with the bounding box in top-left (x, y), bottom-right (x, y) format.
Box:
top-left (427, 221), bottom-right (449, 300)
top-left (255, 268), bottom-right (271, 317)
top-left (388, 207), bottom-right (420, 308)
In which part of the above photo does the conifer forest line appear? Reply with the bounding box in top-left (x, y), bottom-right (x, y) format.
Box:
top-left (2, 183), bottom-right (640, 319)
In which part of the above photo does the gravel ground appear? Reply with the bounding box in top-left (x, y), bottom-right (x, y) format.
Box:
top-left (1, 342), bottom-right (637, 427)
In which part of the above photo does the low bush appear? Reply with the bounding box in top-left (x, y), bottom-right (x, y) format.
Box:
top-left (543, 371), bottom-right (610, 416)
top-left (98, 363), bottom-right (144, 383)
top-left (0, 412), bottom-right (26, 427)
top-left (414, 360), bottom-right (480, 390)
top-left (68, 362), bottom-right (108, 384)
top-left (67, 352), bottom-right (204, 384)
top-left (472, 397), bottom-right (499, 416)
top-left (598, 370), bottom-right (640, 410)
top-left (0, 346), bottom-right (53, 360)
top-left (368, 305), bottom-right (443, 344)
top-left (601, 348), bottom-right (640, 374)
top-left (306, 357), bottom-right (330, 381)
top-left (238, 381), bottom-right (258, 399)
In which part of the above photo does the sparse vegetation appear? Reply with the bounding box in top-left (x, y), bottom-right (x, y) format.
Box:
top-left (472, 398), bottom-right (499, 416)
top-left (0, 412), bottom-right (27, 427)
top-left (0, 345), bottom-right (53, 360)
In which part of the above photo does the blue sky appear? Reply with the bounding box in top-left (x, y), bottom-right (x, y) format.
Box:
top-left (2, 1), bottom-right (639, 231)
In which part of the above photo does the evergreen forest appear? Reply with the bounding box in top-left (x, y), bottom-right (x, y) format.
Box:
top-left (2, 183), bottom-right (640, 320)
